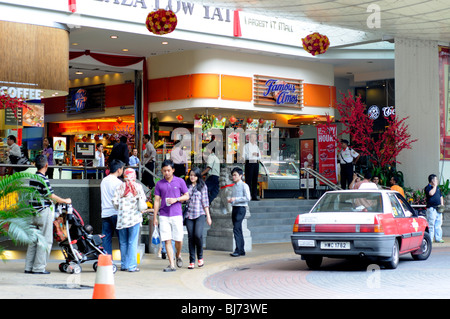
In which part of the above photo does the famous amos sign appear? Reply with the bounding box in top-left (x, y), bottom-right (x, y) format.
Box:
top-left (253, 75), bottom-right (303, 108)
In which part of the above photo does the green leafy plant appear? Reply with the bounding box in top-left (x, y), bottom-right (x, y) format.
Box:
top-left (439, 179), bottom-right (450, 197)
top-left (0, 172), bottom-right (49, 260)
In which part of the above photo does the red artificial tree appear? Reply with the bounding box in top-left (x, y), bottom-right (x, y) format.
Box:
top-left (319, 91), bottom-right (417, 185)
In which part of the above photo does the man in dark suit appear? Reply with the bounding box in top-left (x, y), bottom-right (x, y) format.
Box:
top-left (108, 136), bottom-right (129, 166)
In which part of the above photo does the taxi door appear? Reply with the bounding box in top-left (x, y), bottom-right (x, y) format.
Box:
top-left (395, 194), bottom-right (423, 250)
top-left (388, 193), bottom-right (414, 251)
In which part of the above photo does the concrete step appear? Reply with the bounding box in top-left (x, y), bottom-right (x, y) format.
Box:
top-left (247, 199), bottom-right (316, 244)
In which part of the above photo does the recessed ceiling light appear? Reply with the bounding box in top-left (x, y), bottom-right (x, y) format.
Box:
top-left (162, 41), bottom-right (168, 45)
top-left (110, 35), bottom-right (118, 39)
top-left (122, 48), bottom-right (129, 52)
top-left (71, 42), bottom-right (79, 46)
top-left (75, 71), bottom-right (83, 75)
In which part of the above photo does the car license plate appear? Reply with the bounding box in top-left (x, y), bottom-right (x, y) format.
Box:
top-left (320, 241), bottom-right (350, 250)
top-left (298, 240), bottom-right (315, 247)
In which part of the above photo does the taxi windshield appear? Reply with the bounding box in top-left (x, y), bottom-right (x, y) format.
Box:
top-left (312, 192), bottom-right (383, 213)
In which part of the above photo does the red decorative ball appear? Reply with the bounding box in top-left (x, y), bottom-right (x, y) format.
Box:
top-left (247, 117), bottom-right (253, 124)
top-left (146, 9), bottom-right (178, 35)
top-left (302, 32), bottom-right (330, 56)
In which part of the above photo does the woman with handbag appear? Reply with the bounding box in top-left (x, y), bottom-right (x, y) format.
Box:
top-left (185, 167), bottom-right (212, 269)
top-left (113, 168), bottom-right (147, 272)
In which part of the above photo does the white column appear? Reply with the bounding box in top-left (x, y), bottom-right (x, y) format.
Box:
top-left (395, 38), bottom-right (440, 189)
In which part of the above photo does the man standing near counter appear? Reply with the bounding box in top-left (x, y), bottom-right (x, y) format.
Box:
top-left (243, 133), bottom-right (261, 201)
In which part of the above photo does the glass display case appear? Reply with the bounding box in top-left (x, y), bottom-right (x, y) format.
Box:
top-left (259, 161), bottom-right (300, 189)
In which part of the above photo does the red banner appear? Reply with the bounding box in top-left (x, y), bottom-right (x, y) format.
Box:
top-left (317, 124), bottom-right (337, 185)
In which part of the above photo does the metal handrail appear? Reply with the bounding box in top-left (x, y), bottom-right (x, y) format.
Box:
top-left (302, 167), bottom-right (342, 199)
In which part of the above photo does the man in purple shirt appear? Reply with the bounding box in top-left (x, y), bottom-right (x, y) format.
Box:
top-left (153, 159), bottom-right (189, 272)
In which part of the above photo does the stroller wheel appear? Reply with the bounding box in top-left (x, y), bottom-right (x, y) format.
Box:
top-left (59, 262), bottom-right (69, 273)
top-left (72, 264), bottom-right (82, 274)
top-left (67, 262), bottom-right (82, 274)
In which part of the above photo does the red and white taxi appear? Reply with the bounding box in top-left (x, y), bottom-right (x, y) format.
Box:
top-left (291, 190), bottom-right (431, 269)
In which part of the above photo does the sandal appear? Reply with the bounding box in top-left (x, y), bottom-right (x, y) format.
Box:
top-left (198, 259), bottom-right (204, 267)
top-left (188, 263), bottom-right (195, 269)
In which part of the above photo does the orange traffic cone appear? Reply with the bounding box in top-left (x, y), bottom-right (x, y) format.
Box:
top-left (92, 254), bottom-right (115, 299)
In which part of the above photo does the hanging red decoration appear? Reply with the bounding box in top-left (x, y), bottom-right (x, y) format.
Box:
top-left (0, 94), bottom-right (28, 118)
top-left (302, 32), bottom-right (330, 56)
top-left (68, 0), bottom-right (77, 12)
top-left (176, 114), bottom-right (184, 121)
top-left (247, 117), bottom-right (253, 124)
top-left (116, 117), bottom-right (123, 124)
top-left (145, 9), bottom-right (178, 35)
top-left (229, 116), bottom-right (237, 124)
top-left (259, 118), bottom-right (265, 124)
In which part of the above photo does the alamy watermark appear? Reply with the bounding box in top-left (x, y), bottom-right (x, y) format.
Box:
top-left (171, 127), bottom-right (280, 174)
top-left (367, 4), bottom-right (381, 29)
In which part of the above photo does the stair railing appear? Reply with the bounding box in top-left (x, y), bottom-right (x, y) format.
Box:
top-left (302, 167), bottom-right (342, 199)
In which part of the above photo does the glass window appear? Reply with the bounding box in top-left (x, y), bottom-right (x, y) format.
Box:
top-left (389, 194), bottom-right (405, 217)
top-left (395, 193), bottom-right (416, 217)
top-left (311, 192), bottom-right (383, 213)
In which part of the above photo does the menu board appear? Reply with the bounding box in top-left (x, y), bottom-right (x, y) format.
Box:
top-left (5, 107), bottom-right (22, 126)
top-left (74, 142), bottom-right (95, 160)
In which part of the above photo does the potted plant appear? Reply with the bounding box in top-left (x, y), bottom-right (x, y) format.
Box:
top-left (0, 172), bottom-right (49, 259)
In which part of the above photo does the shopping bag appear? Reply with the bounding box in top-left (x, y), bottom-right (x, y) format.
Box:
top-left (151, 226), bottom-right (160, 246)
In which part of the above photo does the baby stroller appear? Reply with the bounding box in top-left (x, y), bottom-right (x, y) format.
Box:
top-left (53, 204), bottom-right (117, 274)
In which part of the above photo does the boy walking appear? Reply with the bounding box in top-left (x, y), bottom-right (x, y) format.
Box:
top-left (153, 160), bottom-right (189, 272)
top-left (228, 167), bottom-right (251, 257)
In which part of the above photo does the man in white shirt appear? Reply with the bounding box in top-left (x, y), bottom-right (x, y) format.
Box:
top-left (142, 134), bottom-right (156, 188)
top-left (7, 135), bottom-right (21, 161)
top-left (339, 139), bottom-right (360, 189)
top-left (171, 139), bottom-right (188, 177)
top-left (7, 135), bottom-right (22, 174)
top-left (100, 159), bottom-right (124, 256)
top-left (243, 132), bottom-right (261, 200)
top-left (93, 143), bottom-right (105, 167)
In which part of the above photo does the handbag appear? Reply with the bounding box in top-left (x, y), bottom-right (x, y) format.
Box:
top-left (151, 226), bottom-right (160, 245)
top-left (138, 195), bottom-right (148, 211)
